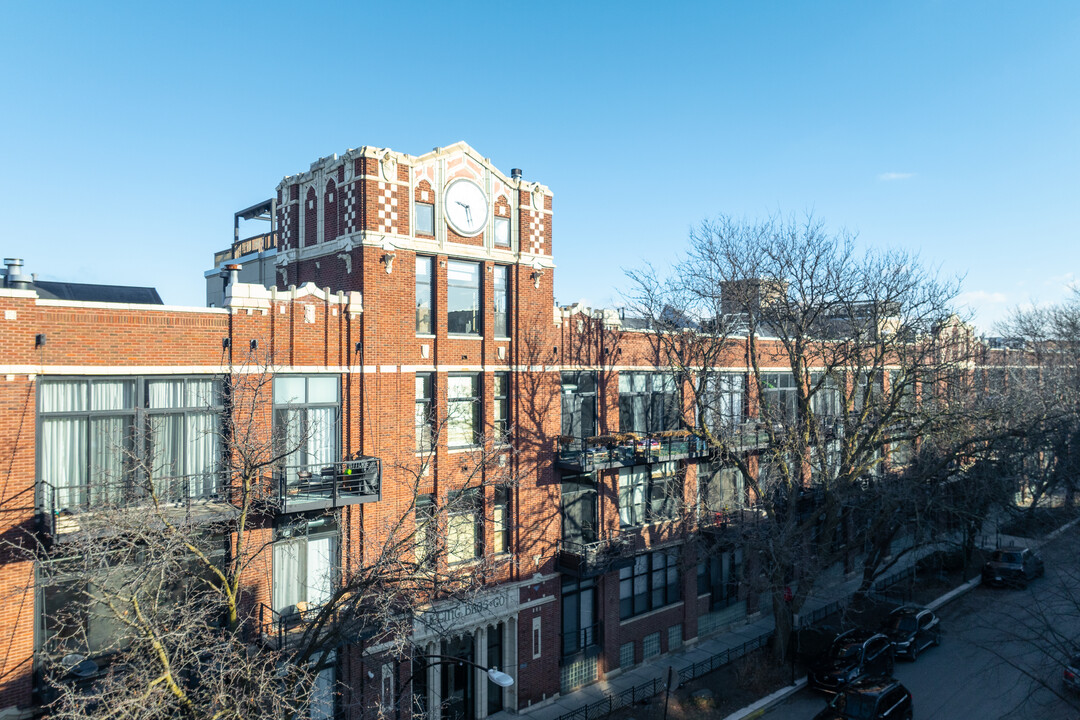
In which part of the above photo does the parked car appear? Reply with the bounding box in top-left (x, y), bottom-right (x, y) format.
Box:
top-left (981, 546), bottom-right (1044, 588)
top-left (1063, 654), bottom-right (1080, 693)
top-left (812, 676), bottom-right (913, 720)
top-left (880, 605), bottom-right (940, 661)
top-left (809, 629), bottom-right (895, 694)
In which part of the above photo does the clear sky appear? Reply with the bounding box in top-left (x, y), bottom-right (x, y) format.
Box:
top-left (2, 1), bottom-right (1076, 333)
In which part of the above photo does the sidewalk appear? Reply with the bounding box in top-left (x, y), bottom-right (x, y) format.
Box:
top-left (521, 552), bottom-right (928, 720)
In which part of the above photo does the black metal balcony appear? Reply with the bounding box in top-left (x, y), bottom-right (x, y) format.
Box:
top-left (274, 458), bottom-right (381, 514)
top-left (555, 433), bottom-right (714, 472)
top-left (698, 506), bottom-right (767, 543)
top-left (556, 536), bottom-right (635, 578)
top-left (561, 621), bottom-right (603, 660)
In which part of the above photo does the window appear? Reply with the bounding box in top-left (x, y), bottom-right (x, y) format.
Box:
top-left (704, 373), bottom-right (745, 431)
top-left (146, 378), bottom-right (220, 501)
top-left (447, 374), bottom-right (480, 446)
top-left (415, 374), bottom-right (434, 451)
top-left (561, 577), bottom-right (597, 656)
top-left (493, 372), bottom-right (510, 441)
top-left (447, 260), bottom-right (481, 335)
top-left (561, 475), bottom-right (598, 545)
top-left (493, 265), bottom-right (510, 338)
top-left (561, 371), bottom-right (597, 440)
top-left (273, 376), bottom-right (339, 483)
top-left (643, 632), bottom-right (661, 659)
top-left (760, 372), bottom-right (797, 422)
top-left (416, 256), bottom-right (434, 334)
top-left (39, 377), bottom-right (221, 512)
top-left (700, 462), bottom-right (745, 513)
top-left (39, 536), bottom-right (226, 658)
top-left (697, 549), bottom-right (743, 610)
top-left (447, 488), bottom-right (482, 564)
top-left (810, 372), bottom-right (842, 418)
top-left (494, 216), bottom-right (510, 247)
top-left (619, 550), bottom-right (681, 619)
top-left (416, 494), bottom-right (436, 567)
top-left (619, 462), bottom-right (680, 527)
top-left (492, 486), bottom-right (510, 555)
top-left (415, 202), bottom-right (434, 236)
top-left (619, 372), bottom-right (680, 434)
top-left (272, 515), bottom-right (338, 614)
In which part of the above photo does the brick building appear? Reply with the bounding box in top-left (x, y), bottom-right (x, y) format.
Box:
top-left (0, 141), bottom-right (965, 719)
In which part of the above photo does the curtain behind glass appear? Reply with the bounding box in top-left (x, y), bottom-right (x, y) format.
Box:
top-left (42, 417), bottom-right (87, 509)
top-left (307, 407), bottom-right (335, 467)
top-left (90, 417), bottom-right (127, 504)
top-left (273, 540), bottom-right (302, 612)
top-left (306, 535), bottom-right (334, 606)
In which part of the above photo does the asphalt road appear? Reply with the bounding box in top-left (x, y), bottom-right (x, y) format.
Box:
top-left (759, 527), bottom-right (1080, 720)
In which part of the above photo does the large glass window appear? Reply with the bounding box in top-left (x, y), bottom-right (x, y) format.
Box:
top-left (448, 374), bottom-right (480, 447)
top-left (416, 256), bottom-right (434, 334)
top-left (810, 372), bottom-right (842, 419)
top-left (562, 577), bottom-right (597, 656)
top-left (619, 462), bottom-right (680, 527)
top-left (447, 260), bottom-right (481, 335)
top-left (493, 372), bottom-right (510, 441)
top-left (494, 265), bottom-right (510, 338)
top-left (272, 515), bottom-right (338, 614)
top-left (415, 374), bottom-right (434, 451)
top-left (416, 494), bottom-right (436, 568)
top-left (146, 378), bottom-right (219, 500)
top-left (492, 486), bottom-right (510, 555)
top-left (704, 373), bottom-right (745, 431)
top-left (447, 488), bottom-right (482, 564)
top-left (619, 550), bottom-right (681, 619)
top-left (273, 376), bottom-right (339, 477)
top-left (700, 462), bottom-right (745, 513)
top-left (619, 372), bottom-right (680, 434)
top-left (561, 475), bottom-right (598, 545)
top-left (561, 372), bottom-right (597, 440)
top-left (696, 549), bottom-right (743, 610)
top-left (760, 372), bottom-right (797, 423)
top-left (39, 377), bottom-right (221, 512)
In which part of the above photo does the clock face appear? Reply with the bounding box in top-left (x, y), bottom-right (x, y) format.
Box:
top-left (444, 179), bottom-right (488, 236)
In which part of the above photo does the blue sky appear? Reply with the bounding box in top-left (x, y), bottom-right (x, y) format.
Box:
top-left (2, 1), bottom-right (1076, 333)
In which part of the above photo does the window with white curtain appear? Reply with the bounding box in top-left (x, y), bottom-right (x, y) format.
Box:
top-left (273, 376), bottom-right (339, 474)
top-left (447, 374), bottom-right (479, 447)
top-left (38, 377), bottom-right (220, 512)
top-left (272, 515), bottom-right (338, 614)
top-left (147, 378), bottom-right (220, 501)
top-left (447, 488), bottom-right (482, 564)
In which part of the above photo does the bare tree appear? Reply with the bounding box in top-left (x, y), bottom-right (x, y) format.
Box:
top-left (23, 357), bottom-right (519, 720)
top-left (626, 213), bottom-right (983, 658)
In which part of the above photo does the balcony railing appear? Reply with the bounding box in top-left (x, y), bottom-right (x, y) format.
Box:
top-left (274, 458), bottom-right (381, 514)
top-left (213, 231), bottom-right (278, 266)
top-left (556, 536), bottom-right (635, 578)
top-left (698, 506), bottom-right (767, 541)
top-left (561, 621), bottom-right (603, 659)
top-left (556, 432), bottom-right (713, 472)
top-left (40, 475), bottom-right (224, 541)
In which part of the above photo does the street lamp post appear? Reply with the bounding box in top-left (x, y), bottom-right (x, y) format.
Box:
top-left (415, 654), bottom-right (515, 688)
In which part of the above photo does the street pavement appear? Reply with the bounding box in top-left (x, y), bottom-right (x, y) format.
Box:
top-left (756, 525), bottom-right (1080, 720)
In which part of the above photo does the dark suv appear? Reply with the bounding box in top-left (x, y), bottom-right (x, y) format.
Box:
top-left (880, 605), bottom-right (940, 661)
top-left (982, 546), bottom-right (1044, 588)
top-left (813, 676), bottom-right (913, 720)
top-left (809, 629), bottom-right (895, 694)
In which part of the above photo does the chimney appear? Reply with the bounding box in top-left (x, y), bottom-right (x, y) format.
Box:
top-left (3, 258), bottom-right (32, 290)
top-left (511, 168), bottom-right (522, 180)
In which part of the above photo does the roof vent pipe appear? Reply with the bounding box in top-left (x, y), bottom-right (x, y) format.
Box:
top-left (511, 168), bottom-right (522, 180)
top-left (3, 258), bottom-right (31, 289)
top-left (225, 264), bottom-right (242, 287)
